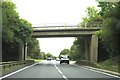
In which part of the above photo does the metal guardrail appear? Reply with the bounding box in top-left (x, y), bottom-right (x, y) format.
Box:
top-left (0, 60), bottom-right (35, 70)
top-left (32, 22), bottom-right (102, 30)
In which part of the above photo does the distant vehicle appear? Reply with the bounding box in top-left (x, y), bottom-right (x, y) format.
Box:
top-left (60, 55), bottom-right (69, 64)
top-left (56, 58), bottom-right (60, 61)
top-left (47, 57), bottom-right (52, 61)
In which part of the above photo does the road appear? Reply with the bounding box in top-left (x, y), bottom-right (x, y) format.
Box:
top-left (1, 60), bottom-right (119, 80)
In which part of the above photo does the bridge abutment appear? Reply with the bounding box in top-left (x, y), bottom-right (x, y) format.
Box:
top-left (85, 37), bottom-right (90, 61)
top-left (90, 35), bottom-right (98, 62)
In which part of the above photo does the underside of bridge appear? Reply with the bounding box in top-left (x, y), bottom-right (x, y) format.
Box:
top-left (19, 28), bottom-right (100, 62)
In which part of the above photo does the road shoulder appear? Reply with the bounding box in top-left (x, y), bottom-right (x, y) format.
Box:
top-left (74, 63), bottom-right (120, 78)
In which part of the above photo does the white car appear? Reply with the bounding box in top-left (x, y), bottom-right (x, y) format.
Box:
top-left (60, 55), bottom-right (69, 64)
top-left (56, 58), bottom-right (60, 61)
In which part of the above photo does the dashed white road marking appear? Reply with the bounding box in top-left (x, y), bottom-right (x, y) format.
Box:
top-left (0, 61), bottom-right (42, 80)
top-left (53, 62), bottom-right (69, 80)
top-left (73, 64), bottom-right (120, 78)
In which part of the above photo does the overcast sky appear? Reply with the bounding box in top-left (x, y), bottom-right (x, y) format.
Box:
top-left (12, 0), bottom-right (98, 56)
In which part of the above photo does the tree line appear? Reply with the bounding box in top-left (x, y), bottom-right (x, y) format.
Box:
top-left (2, 1), bottom-right (45, 61)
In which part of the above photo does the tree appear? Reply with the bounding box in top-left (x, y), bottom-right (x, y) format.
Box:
top-left (97, 2), bottom-right (120, 57)
top-left (69, 45), bottom-right (77, 60)
top-left (46, 53), bottom-right (53, 58)
top-left (74, 38), bottom-right (85, 60)
top-left (2, 1), bottom-right (33, 61)
top-left (80, 6), bottom-right (102, 27)
top-left (40, 52), bottom-right (46, 59)
top-left (27, 38), bottom-right (41, 59)
top-left (59, 49), bottom-right (70, 57)
top-left (2, 1), bottom-right (19, 43)
top-left (69, 37), bottom-right (85, 60)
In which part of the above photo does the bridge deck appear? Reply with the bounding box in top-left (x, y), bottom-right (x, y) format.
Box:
top-left (32, 27), bottom-right (101, 38)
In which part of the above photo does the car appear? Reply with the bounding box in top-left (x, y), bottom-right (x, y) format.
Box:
top-left (47, 57), bottom-right (52, 61)
top-left (56, 58), bottom-right (60, 61)
top-left (60, 55), bottom-right (69, 64)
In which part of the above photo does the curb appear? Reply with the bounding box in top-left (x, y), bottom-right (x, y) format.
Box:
top-left (75, 63), bottom-right (120, 77)
top-left (84, 66), bottom-right (120, 77)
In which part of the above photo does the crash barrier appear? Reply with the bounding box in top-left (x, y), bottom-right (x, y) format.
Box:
top-left (76, 60), bottom-right (100, 68)
top-left (0, 60), bottom-right (35, 70)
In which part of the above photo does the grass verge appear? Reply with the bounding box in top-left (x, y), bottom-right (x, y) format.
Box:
top-left (98, 56), bottom-right (120, 73)
top-left (27, 58), bottom-right (43, 63)
top-left (2, 64), bottom-right (27, 76)
top-left (2, 59), bottom-right (42, 76)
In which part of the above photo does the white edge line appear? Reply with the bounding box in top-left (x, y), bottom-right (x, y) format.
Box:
top-left (0, 62), bottom-right (41, 80)
top-left (73, 64), bottom-right (120, 78)
top-left (53, 62), bottom-right (69, 80)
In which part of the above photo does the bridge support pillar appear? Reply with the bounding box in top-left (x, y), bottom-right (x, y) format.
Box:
top-left (85, 37), bottom-right (90, 61)
top-left (90, 35), bottom-right (98, 62)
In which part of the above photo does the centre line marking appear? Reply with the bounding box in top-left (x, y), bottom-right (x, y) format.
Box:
top-left (53, 62), bottom-right (69, 80)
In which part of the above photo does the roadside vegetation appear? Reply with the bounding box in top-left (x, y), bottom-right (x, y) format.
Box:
top-left (2, 64), bottom-right (25, 76)
top-left (2, 0), bottom-right (46, 61)
top-left (27, 57), bottom-right (43, 63)
top-left (69, 2), bottom-right (120, 73)
top-left (98, 56), bottom-right (120, 73)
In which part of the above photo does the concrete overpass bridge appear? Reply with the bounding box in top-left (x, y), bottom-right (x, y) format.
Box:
top-left (19, 26), bottom-right (101, 62)
top-left (32, 26), bottom-right (100, 37)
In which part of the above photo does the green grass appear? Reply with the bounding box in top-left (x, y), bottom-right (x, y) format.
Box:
top-left (27, 58), bottom-right (43, 63)
top-left (98, 56), bottom-right (120, 73)
top-left (34, 59), bottom-right (43, 63)
top-left (2, 64), bottom-right (27, 76)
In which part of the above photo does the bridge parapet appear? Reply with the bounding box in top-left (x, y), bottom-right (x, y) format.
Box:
top-left (32, 26), bottom-right (102, 30)
top-left (33, 26), bottom-right (80, 30)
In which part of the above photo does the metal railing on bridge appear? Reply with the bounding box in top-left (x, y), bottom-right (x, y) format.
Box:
top-left (32, 26), bottom-right (102, 30)
top-left (33, 26), bottom-right (81, 30)
top-left (32, 23), bottom-right (102, 30)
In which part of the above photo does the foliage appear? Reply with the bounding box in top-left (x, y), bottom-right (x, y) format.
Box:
top-left (74, 38), bottom-right (85, 60)
top-left (75, 6), bottom-right (102, 61)
top-left (40, 52), bottom-right (46, 59)
top-left (2, 1), bottom-right (19, 43)
top-left (80, 6), bottom-right (102, 27)
top-left (97, 2), bottom-right (120, 57)
top-left (2, 1), bottom-right (32, 44)
top-left (69, 45), bottom-right (77, 60)
top-left (98, 55), bottom-right (120, 73)
top-left (69, 38), bottom-right (85, 60)
top-left (27, 38), bottom-right (41, 59)
top-left (46, 52), bottom-right (53, 58)
top-left (59, 49), bottom-right (70, 57)
top-left (2, 1), bottom-right (34, 61)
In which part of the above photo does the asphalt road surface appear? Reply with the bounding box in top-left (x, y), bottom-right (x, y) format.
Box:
top-left (1, 60), bottom-right (120, 80)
